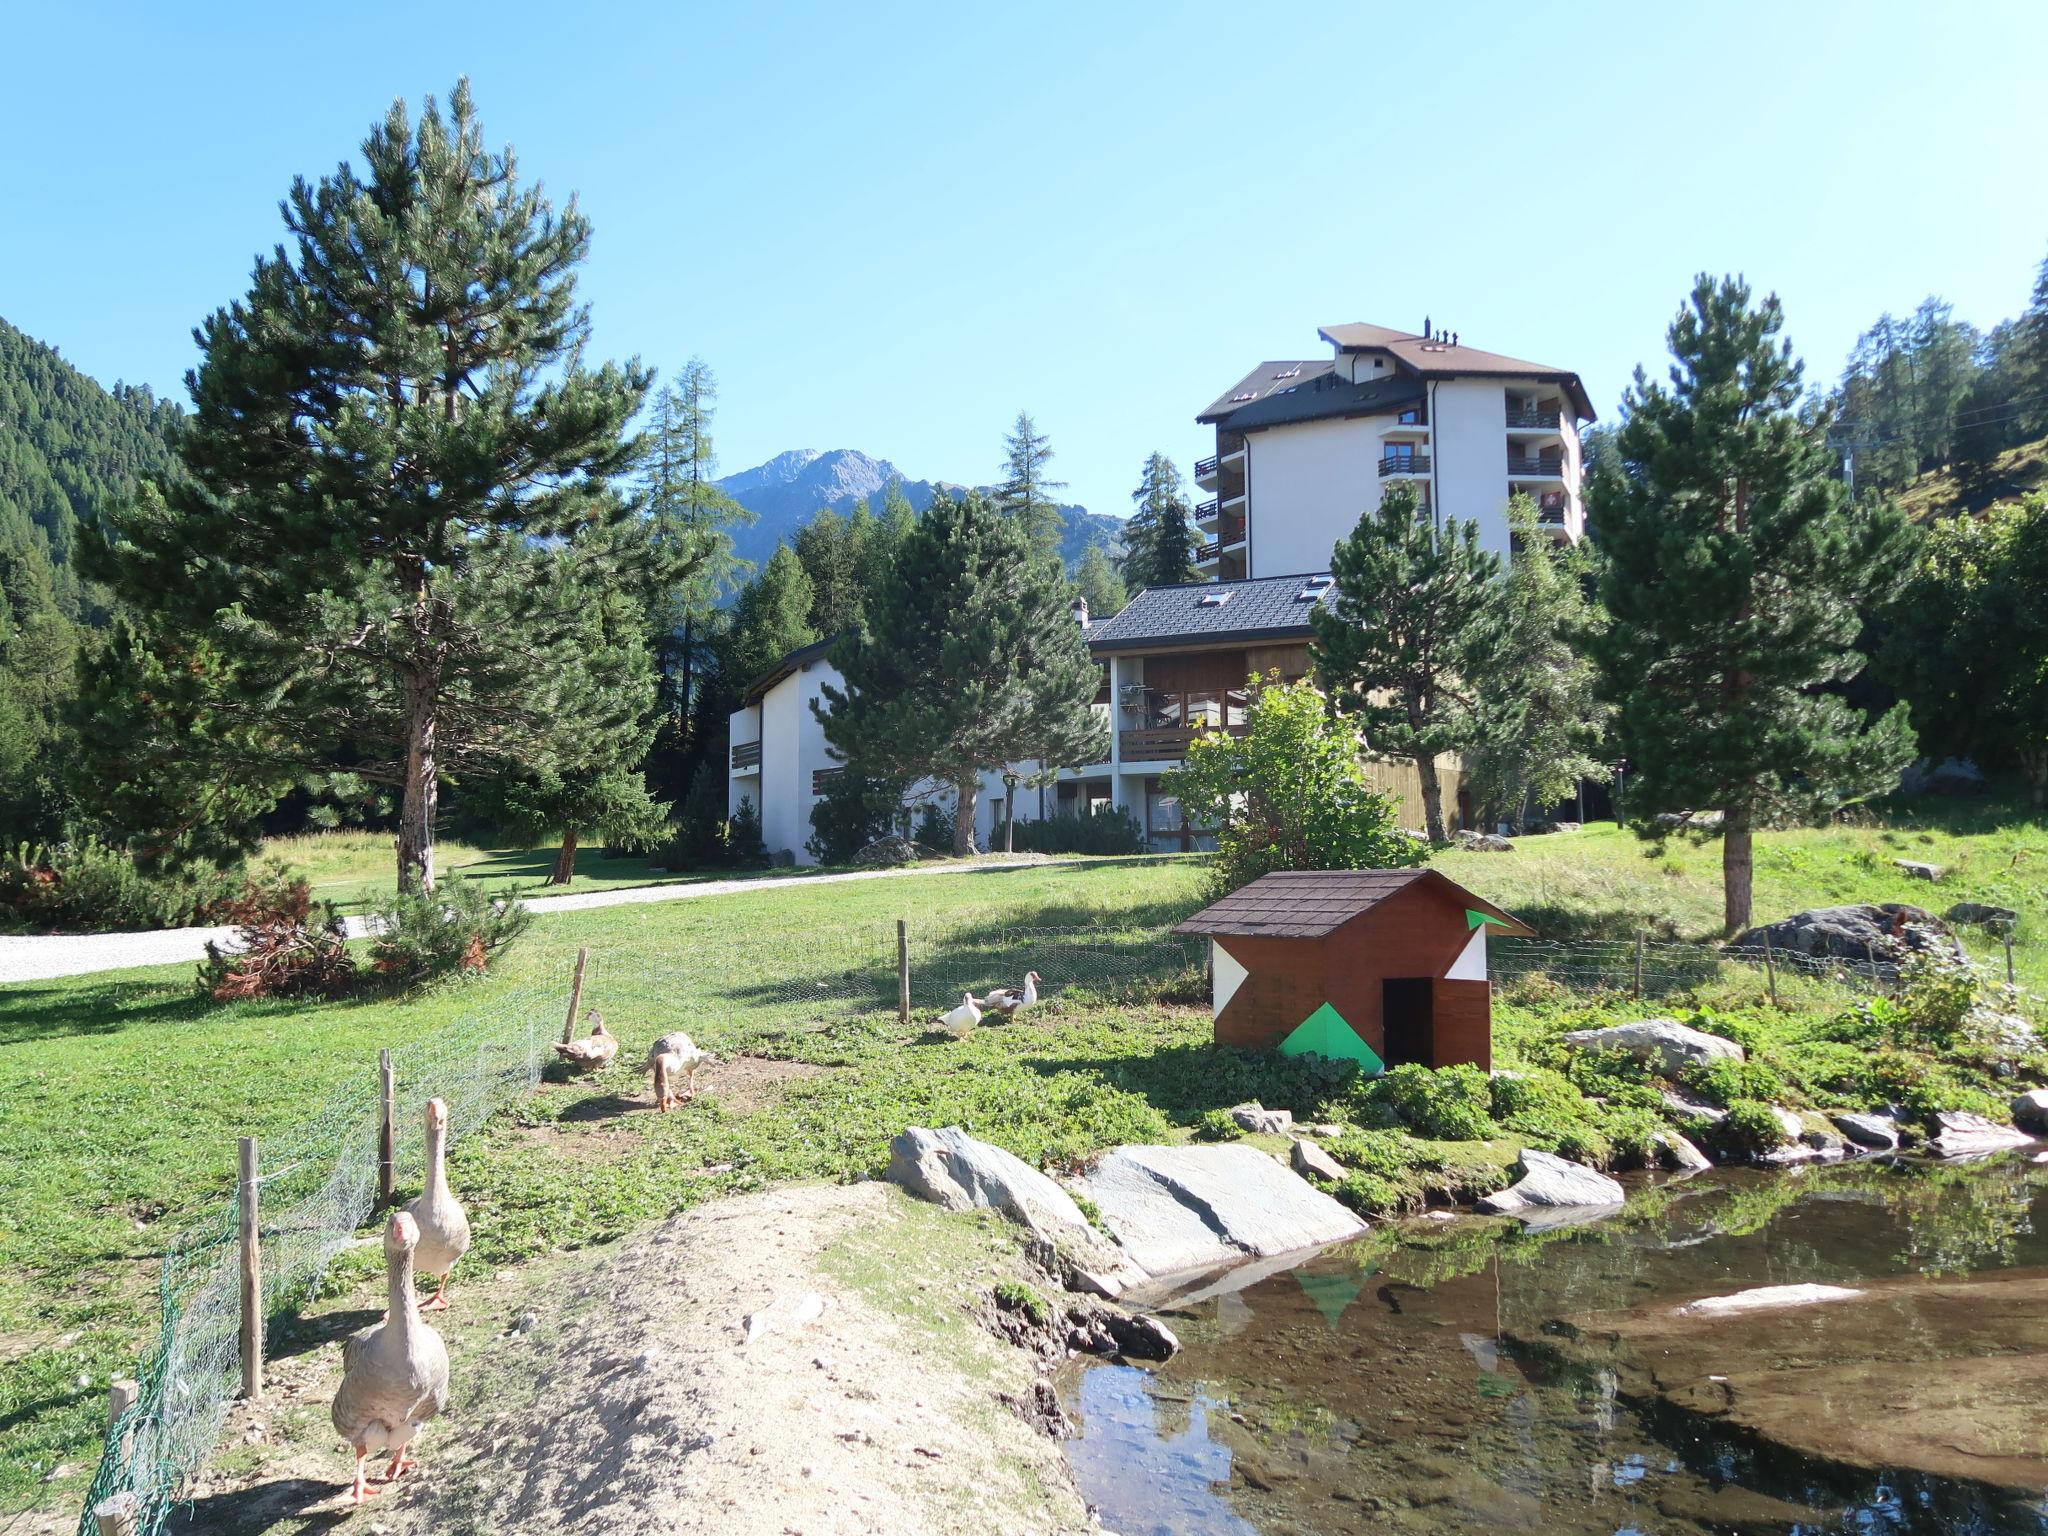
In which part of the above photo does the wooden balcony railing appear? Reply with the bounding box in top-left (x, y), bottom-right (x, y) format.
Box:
top-left (1536, 491), bottom-right (1569, 524)
top-left (1378, 453), bottom-right (1431, 477)
top-left (1194, 454), bottom-right (1220, 478)
top-left (1194, 497), bottom-right (1219, 520)
top-left (810, 765), bottom-right (843, 795)
top-left (1505, 405), bottom-right (1562, 430)
top-left (1506, 453), bottom-right (1565, 477)
top-left (1119, 723), bottom-right (1247, 763)
top-left (730, 739), bottom-right (761, 770)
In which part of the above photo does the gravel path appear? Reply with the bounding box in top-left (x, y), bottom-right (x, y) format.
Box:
top-left (0, 858), bottom-right (1088, 985)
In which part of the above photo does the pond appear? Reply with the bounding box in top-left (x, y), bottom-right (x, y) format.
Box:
top-left (1061, 1155), bottom-right (2048, 1535)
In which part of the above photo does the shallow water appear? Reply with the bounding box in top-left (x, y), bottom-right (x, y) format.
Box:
top-left (1062, 1156), bottom-right (2048, 1535)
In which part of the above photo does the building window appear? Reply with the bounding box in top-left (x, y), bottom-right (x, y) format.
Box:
top-left (1397, 408), bottom-right (1419, 425)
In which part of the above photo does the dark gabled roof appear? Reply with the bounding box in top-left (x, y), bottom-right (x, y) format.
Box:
top-left (1196, 359), bottom-right (1339, 423)
top-left (1173, 869), bottom-right (1535, 939)
top-left (742, 635), bottom-right (836, 706)
top-left (1217, 372), bottom-right (1424, 434)
top-left (1316, 322), bottom-right (1596, 420)
top-left (1084, 572), bottom-right (1335, 653)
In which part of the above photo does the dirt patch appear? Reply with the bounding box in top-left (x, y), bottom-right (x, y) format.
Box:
top-left (708, 1053), bottom-right (833, 1115)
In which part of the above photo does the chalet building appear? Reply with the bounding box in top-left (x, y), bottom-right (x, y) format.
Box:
top-left (1193, 321), bottom-right (1596, 578)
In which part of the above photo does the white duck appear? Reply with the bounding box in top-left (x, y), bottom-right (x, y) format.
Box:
top-left (647, 1031), bottom-right (716, 1110)
top-left (935, 992), bottom-right (982, 1036)
top-left (553, 1010), bottom-right (618, 1072)
top-left (331, 1211), bottom-right (450, 1504)
top-left (403, 1098), bottom-right (470, 1312)
top-left (979, 971), bottom-right (1041, 1020)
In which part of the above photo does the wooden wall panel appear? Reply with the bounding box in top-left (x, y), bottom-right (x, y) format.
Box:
top-left (1145, 651), bottom-right (1251, 695)
top-left (1214, 935), bottom-right (1327, 1050)
top-left (1432, 981), bottom-right (1493, 1072)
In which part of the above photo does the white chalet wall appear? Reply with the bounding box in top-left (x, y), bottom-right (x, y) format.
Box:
top-left (1243, 416), bottom-right (1378, 577)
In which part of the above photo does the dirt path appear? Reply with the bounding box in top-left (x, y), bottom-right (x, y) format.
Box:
top-left (160, 1185), bottom-right (1095, 1536)
top-left (0, 856), bottom-right (1111, 984)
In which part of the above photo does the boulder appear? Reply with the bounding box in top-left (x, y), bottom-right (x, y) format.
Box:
top-left (1930, 1111), bottom-right (2034, 1158)
top-left (1653, 1130), bottom-right (1714, 1172)
top-left (1946, 901), bottom-right (2018, 929)
top-left (1731, 903), bottom-right (1963, 969)
top-left (1893, 860), bottom-right (1944, 882)
top-left (1769, 1106), bottom-right (1808, 1143)
top-left (850, 834), bottom-right (939, 867)
top-left (887, 1127), bottom-right (1096, 1245)
top-left (1230, 1103), bottom-right (1293, 1135)
top-left (1099, 1311), bottom-right (1180, 1362)
top-left (1477, 1148), bottom-right (1625, 1215)
top-left (1660, 1090), bottom-right (1728, 1125)
top-left (1901, 756), bottom-right (1988, 796)
top-left (1289, 1138), bottom-right (1346, 1183)
top-left (1675, 1283), bottom-right (1863, 1318)
top-left (1561, 1018), bottom-right (1745, 1076)
top-left (770, 847), bottom-right (798, 868)
top-left (1830, 1111), bottom-right (1901, 1151)
top-left (1654, 809), bottom-right (1724, 830)
top-left (1451, 829), bottom-right (1514, 852)
top-left (1078, 1144), bottom-right (1367, 1278)
top-left (2011, 1090), bottom-right (2048, 1135)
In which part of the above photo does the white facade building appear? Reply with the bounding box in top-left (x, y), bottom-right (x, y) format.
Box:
top-left (1193, 321), bottom-right (1595, 576)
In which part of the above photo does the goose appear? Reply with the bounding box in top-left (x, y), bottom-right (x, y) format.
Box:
top-left (980, 971), bottom-right (1041, 1020)
top-left (554, 1010), bottom-right (618, 1071)
top-left (403, 1098), bottom-right (470, 1312)
top-left (331, 1211), bottom-right (450, 1504)
top-left (647, 1031), bottom-right (716, 1110)
top-left (935, 992), bottom-right (982, 1036)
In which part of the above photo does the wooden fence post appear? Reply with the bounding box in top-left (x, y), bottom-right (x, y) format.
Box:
top-left (897, 920), bottom-right (911, 1025)
top-left (1633, 930), bottom-right (1645, 1002)
top-left (2005, 929), bottom-right (2017, 988)
top-left (107, 1378), bottom-right (139, 1429)
top-left (238, 1136), bottom-right (262, 1402)
top-left (91, 1492), bottom-right (139, 1536)
top-left (376, 1047), bottom-right (396, 1210)
top-left (1761, 928), bottom-right (1779, 1009)
top-left (562, 946), bottom-right (589, 1046)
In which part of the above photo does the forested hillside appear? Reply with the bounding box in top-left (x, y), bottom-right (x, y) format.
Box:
top-left (0, 316), bottom-right (181, 622)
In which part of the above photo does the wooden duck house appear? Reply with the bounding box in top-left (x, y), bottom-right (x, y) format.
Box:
top-left (1173, 870), bottom-right (1534, 1073)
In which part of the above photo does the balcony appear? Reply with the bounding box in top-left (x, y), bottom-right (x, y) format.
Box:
top-left (1194, 497), bottom-right (1219, 522)
top-left (1505, 404), bottom-right (1563, 431)
top-left (731, 739), bottom-right (761, 772)
top-left (1506, 453), bottom-right (1565, 479)
top-left (810, 765), bottom-right (842, 795)
top-left (1378, 453), bottom-right (1431, 477)
top-left (1120, 723), bottom-right (1247, 765)
top-left (1194, 453), bottom-right (1219, 479)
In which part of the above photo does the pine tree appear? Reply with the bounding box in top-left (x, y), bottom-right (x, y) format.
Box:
top-left (719, 545), bottom-right (818, 694)
top-left (1120, 452), bottom-right (1199, 590)
top-left (1588, 274), bottom-right (1915, 932)
top-left (1310, 481), bottom-right (1500, 843)
top-left (1072, 542), bottom-right (1126, 619)
top-left (1467, 498), bottom-right (1609, 830)
top-left (87, 81), bottom-right (662, 893)
top-left (794, 500), bottom-right (886, 636)
top-left (816, 490), bottom-right (1105, 856)
top-left (0, 506), bottom-right (79, 840)
top-left (995, 412), bottom-right (1067, 561)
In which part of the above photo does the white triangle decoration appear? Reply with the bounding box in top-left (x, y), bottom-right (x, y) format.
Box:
top-left (1212, 941), bottom-right (1248, 1018)
top-left (1444, 926), bottom-right (1487, 982)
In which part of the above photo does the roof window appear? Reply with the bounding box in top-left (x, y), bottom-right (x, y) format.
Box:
top-left (1197, 591), bottom-right (1233, 608)
top-left (1273, 365), bottom-right (1302, 380)
top-left (1231, 390), bottom-right (1258, 402)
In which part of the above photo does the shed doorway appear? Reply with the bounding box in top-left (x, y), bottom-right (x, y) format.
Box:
top-left (1381, 978), bottom-right (1436, 1067)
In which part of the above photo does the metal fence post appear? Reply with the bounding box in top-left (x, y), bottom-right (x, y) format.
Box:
top-left (1761, 928), bottom-right (1779, 1009)
top-left (897, 920), bottom-right (911, 1024)
top-left (238, 1136), bottom-right (262, 1402)
top-left (1633, 930), bottom-right (1645, 1002)
top-left (2006, 929), bottom-right (2017, 988)
top-left (377, 1047), bottom-right (396, 1209)
top-left (562, 946), bottom-right (589, 1046)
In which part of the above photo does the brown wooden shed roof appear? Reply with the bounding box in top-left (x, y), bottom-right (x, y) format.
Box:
top-left (1172, 869), bottom-right (1534, 940)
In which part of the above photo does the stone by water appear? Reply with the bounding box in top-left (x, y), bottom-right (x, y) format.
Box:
top-left (1061, 1154), bottom-right (2048, 1535)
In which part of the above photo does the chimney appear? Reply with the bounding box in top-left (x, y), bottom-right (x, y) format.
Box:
top-left (1070, 595), bottom-right (1090, 632)
top-left (1422, 314), bottom-right (1431, 339)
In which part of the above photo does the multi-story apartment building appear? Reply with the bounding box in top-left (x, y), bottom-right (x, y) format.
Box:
top-left (1192, 321), bottom-right (1595, 578)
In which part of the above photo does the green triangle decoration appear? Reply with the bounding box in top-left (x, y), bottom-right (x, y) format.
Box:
top-left (1466, 908), bottom-right (1512, 930)
top-left (1277, 1001), bottom-right (1385, 1073)
top-left (1294, 1271), bottom-right (1362, 1328)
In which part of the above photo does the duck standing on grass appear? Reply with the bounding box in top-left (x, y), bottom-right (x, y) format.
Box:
top-left (553, 1010), bottom-right (618, 1072)
top-left (404, 1098), bottom-right (470, 1312)
top-left (331, 1211), bottom-right (449, 1505)
top-left (980, 971), bottom-right (1040, 1020)
top-left (648, 1031), bottom-right (715, 1110)
top-left (935, 992), bottom-right (982, 1037)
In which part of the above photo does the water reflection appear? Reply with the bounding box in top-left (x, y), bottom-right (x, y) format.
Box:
top-left (1062, 1155), bottom-right (2048, 1535)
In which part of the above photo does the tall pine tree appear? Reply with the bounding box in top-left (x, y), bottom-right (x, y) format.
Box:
top-left (88, 81), bottom-right (662, 892)
top-left (1120, 452), bottom-right (1199, 590)
top-left (1589, 274), bottom-right (1914, 932)
top-left (719, 545), bottom-right (819, 695)
top-left (816, 490), bottom-right (1105, 856)
top-left (995, 411), bottom-right (1066, 562)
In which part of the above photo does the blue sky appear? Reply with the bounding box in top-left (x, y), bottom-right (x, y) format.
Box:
top-left (5, 1), bottom-right (2044, 521)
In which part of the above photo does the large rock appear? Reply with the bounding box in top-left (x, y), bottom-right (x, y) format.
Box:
top-left (1901, 756), bottom-right (1989, 796)
top-left (1892, 859), bottom-right (1944, 882)
top-left (1478, 1148), bottom-right (1624, 1215)
top-left (1451, 829), bottom-right (1514, 852)
top-left (2011, 1090), bottom-right (2048, 1135)
top-left (1946, 901), bottom-right (2018, 929)
top-left (1653, 1130), bottom-right (1714, 1172)
top-left (1561, 1018), bottom-right (1744, 1076)
top-left (1660, 1090), bottom-right (1727, 1125)
top-left (1731, 903), bottom-right (1963, 969)
top-left (1931, 1111), bottom-right (2034, 1158)
top-left (1290, 1138), bottom-right (1346, 1182)
top-left (1078, 1144), bottom-right (1366, 1278)
top-left (1830, 1111), bottom-right (1901, 1151)
top-left (1230, 1103), bottom-right (1293, 1135)
top-left (1675, 1282), bottom-right (1864, 1318)
top-left (887, 1127), bottom-right (1096, 1245)
top-left (850, 834), bottom-right (938, 867)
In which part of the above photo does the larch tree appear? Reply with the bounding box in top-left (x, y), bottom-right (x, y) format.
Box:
top-left (1310, 481), bottom-right (1501, 843)
top-left (1120, 452), bottom-right (1200, 591)
top-left (995, 411), bottom-right (1067, 561)
top-left (1072, 541), bottom-right (1126, 619)
top-left (1588, 274), bottom-right (1915, 933)
top-left (88, 81), bottom-right (661, 893)
top-left (815, 490), bottom-right (1105, 856)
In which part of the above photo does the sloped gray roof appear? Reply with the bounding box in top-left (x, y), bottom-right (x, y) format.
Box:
top-left (1196, 360), bottom-right (1339, 423)
top-left (1218, 372), bottom-right (1424, 433)
top-left (1084, 573), bottom-right (1335, 652)
top-left (1173, 869), bottom-right (1534, 939)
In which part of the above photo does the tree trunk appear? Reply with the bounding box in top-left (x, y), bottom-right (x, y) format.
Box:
top-left (2021, 747), bottom-right (2047, 812)
top-left (1722, 806), bottom-right (1753, 935)
top-left (1414, 752), bottom-right (1447, 842)
top-left (953, 776), bottom-right (980, 857)
top-left (550, 828), bottom-right (579, 886)
top-left (396, 672), bottom-right (439, 894)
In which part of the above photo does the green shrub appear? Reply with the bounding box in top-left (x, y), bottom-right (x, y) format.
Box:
top-left (911, 803), bottom-right (955, 852)
top-left (1141, 1046), bottom-right (1361, 1128)
top-left (806, 769), bottom-right (908, 864)
top-left (1333, 1170), bottom-right (1405, 1218)
top-left (1010, 807), bottom-right (1147, 856)
top-left (1488, 1068), bottom-right (1588, 1126)
top-left (367, 876), bottom-right (532, 987)
top-left (1897, 947), bottom-right (1981, 1047)
top-left (1360, 1064), bottom-right (1499, 1142)
top-left (1596, 1105), bottom-right (1666, 1167)
top-left (1324, 1127), bottom-right (1422, 1179)
top-left (1679, 1056), bottom-right (1788, 1108)
top-left (991, 1279), bottom-right (1048, 1324)
top-left (1717, 1098), bottom-right (1790, 1157)
top-left (1192, 1107), bottom-right (1242, 1141)
top-left (0, 839), bottom-right (239, 934)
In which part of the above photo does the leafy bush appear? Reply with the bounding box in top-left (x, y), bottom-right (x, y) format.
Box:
top-left (1324, 1127), bottom-right (1421, 1178)
top-left (1897, 945), bottom-right (1982, 1047)
top-left (1192, 1107), bottom-right (1243, 1141)
top-left (1360, 1064), bottom-right (1499, 1142)
top-left (1597, 1105), bottom-right (1666, 1167)
top-left (1717, 1098), bottom-right (1790, 1157)
top-left (1010, 807), bottom-right (1146, 857)
top-left (1678, 1055), bottom-right (1788, 1108)
top-left (911, 802), bottom-right (955, 853)
top-left (366, 876), bottom-right (531, 987)
top-left (991, 1279), bottom-right (1048, 1324)
top-left (806, 768), bottom-right (908, 865)
top-left (1334, 1169), bottom-right (1405, 1217)
top-left (197, 863), bottom-right (357, 1001)
top-left (0, 839), bottom-right (238, 934)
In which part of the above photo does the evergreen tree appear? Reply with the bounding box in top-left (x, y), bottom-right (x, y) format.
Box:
top-left (87, 81), bottom-right (661, 893)
top-left (815, 490), bottom-right (1105, 855)
top-left (794, 500), bottom-right (885, 636)
top-left (1120, 452), bottom-right (1199, 590)
top-left (1072, 542), bottom-right (1126, 619)
top-left (1588, 274), bottom-right (1915, 932)
top-left (0, 507), bottom-right (79, 840)
top-left (995, 411), bottom-right (1066, 561)
top-left (719, 545), bottom-right (818, 693)
top-left (1467, 498), bottom-right (1609, 830)
top-left (1310, 481), bottom-right (1500, 843)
